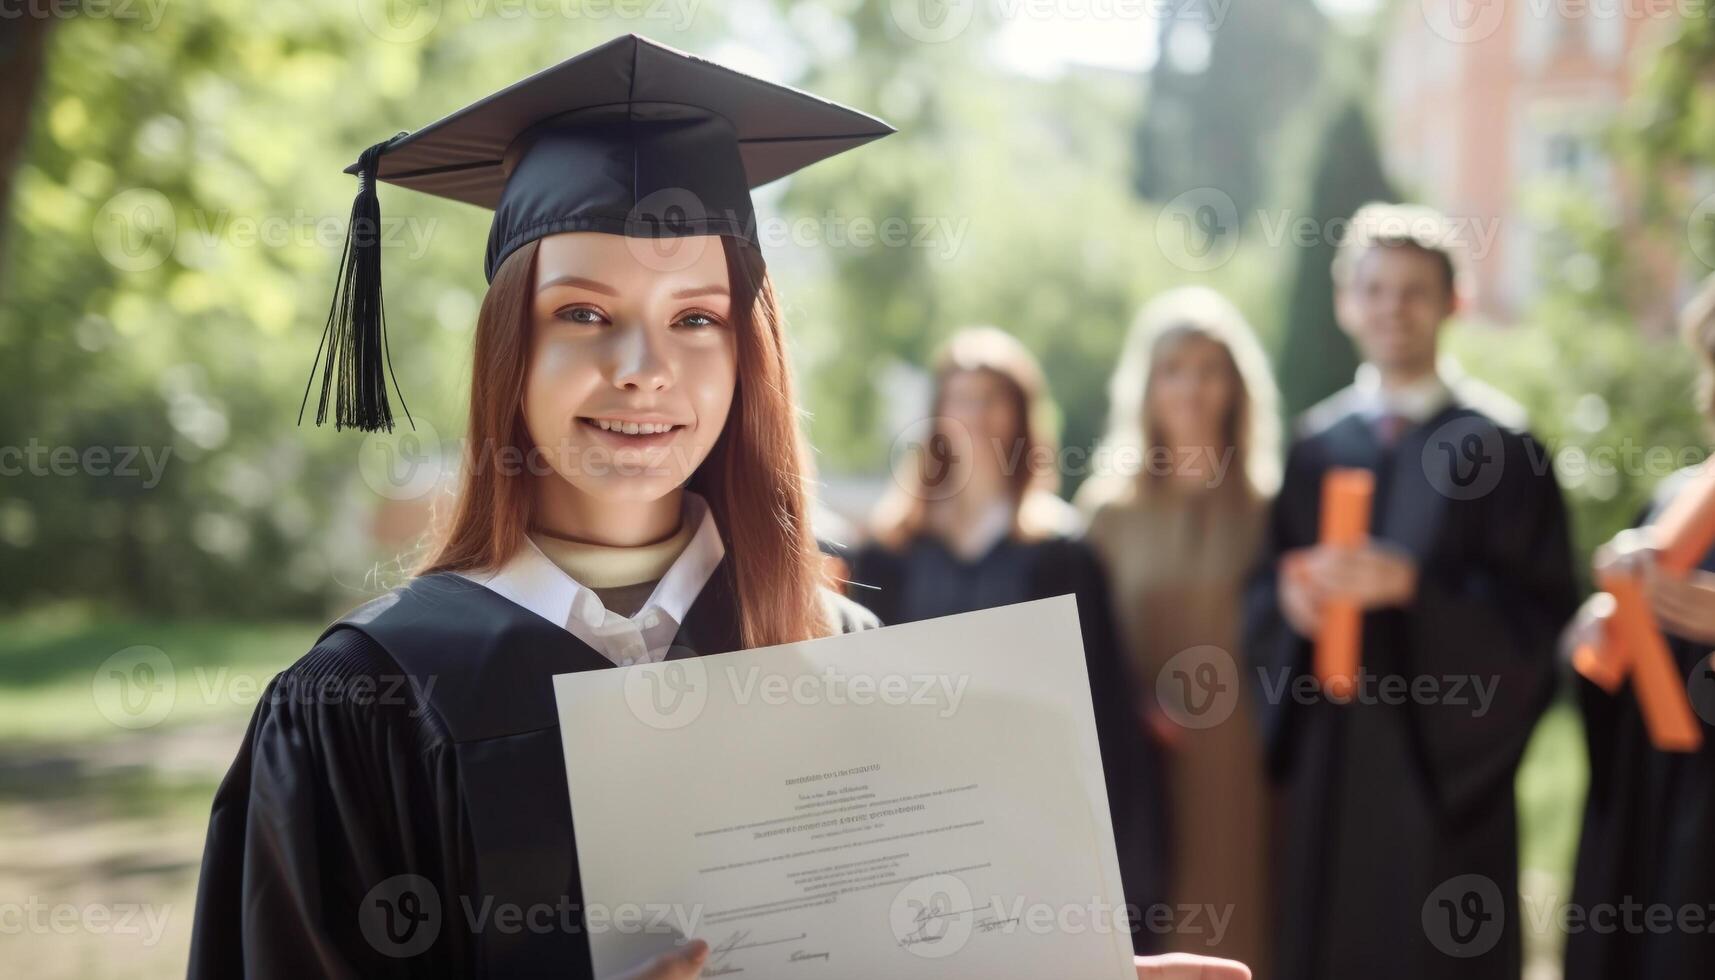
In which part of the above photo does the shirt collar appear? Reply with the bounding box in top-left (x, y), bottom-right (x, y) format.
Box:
top-left (1352, 360), bottom-right (1454, 424)
top-left (456, 490), bottom-right (725, 647)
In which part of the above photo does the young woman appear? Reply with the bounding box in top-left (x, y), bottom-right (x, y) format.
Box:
top-left (849, 326), bottom-right (1168, 955)
top-left (188, 37), bottom-right (1248, 980)
top-left (1563, 275), bottom-right (1715, 980)
top-left (1075, 287), bottom-right (1279, 972)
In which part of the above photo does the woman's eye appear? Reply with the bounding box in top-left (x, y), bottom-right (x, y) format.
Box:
top-left (677, 311), bottom-right (720, 329)
top-left (556, 306), bottom-right (606, 325)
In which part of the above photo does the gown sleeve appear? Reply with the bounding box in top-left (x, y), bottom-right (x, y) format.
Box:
top-left (1397, 429), bottom-right (1579, 825)
top-left (188, 628), bottom-right (474, 979)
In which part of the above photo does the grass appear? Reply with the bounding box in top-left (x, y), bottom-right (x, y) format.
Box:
top-left (0, 602), bottom-right (317, 743)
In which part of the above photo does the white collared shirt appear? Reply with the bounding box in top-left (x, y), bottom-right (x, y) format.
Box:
top-left (455, 491), bottom-right (726, 666)
top-left (1351, 360), bottom-right (1454, 425)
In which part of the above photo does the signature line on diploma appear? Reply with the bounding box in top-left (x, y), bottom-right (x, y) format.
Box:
top-left (710, 929), bottom-right (811, 958)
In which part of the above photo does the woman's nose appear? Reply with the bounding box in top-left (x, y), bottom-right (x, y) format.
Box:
top-left (609, 322), bottom-right (672, 391)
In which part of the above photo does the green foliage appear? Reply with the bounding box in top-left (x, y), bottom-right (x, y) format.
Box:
top-left (1275, 98), bottom-right (1395, 419)
top-left (1445, 188), bottom-right (1706, 571)
top-left (1132, 0), bottom-right (1326, 217)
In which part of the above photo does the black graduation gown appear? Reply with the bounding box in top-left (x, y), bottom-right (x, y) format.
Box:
top-left (187, 559), bottom-right (879, 979)
top-left (847, 531), bottom-right (1170, 954)
top-left (1566, 468), bottom-right (1715, 980)
top-left (1241, 403), bottom-right (1577, 980)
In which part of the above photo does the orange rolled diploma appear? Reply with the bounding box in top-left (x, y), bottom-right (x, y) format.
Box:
top-left (1574, 465), bottom-right (1715, 708)
top-left (1314, 468), bottom-right (1375, 697)
top-left (1598, 568), bottom-right (1704, 752)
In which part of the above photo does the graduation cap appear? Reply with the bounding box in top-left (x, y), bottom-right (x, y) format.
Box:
top-left (303, 34), bottom-right (894, 433)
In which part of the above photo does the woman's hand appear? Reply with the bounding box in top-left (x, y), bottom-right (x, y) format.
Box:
top-left (606, 939), bottom-right (709, 979)
top-left (1593, 527), bottom-right (1715, 644)
top-left (1646, 568), bottom-right (1715, 644)
top-left (1135, 952), bottom-right (1252, 979)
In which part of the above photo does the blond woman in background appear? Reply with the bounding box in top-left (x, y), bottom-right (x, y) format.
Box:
top-left (1076, 287), bottom-right (1280, 972)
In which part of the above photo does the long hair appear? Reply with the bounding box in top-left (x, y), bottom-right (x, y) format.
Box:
top-left (1076, 286), bottom-right (1280, 514)
top-left (869, 326), bottom-right (1066, 551)
top-left (417, 235), bottom-right (831, 648)
top-left (1681, 273), bottom-right (1715, 427)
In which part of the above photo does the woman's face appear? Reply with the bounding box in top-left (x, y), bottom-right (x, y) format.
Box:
top-left (939, 368), bottom-right (1022, 482)
top-left (522, 232), bottom-right (738, 506)
top-left (1148, 333), bottom-right (1236, 449)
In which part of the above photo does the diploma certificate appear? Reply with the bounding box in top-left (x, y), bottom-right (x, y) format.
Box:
top-left (552, 594), bottom-right (1135, 979)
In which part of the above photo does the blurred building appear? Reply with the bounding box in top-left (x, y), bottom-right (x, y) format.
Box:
top-left (1379, 5), bottom-right (1683, 325)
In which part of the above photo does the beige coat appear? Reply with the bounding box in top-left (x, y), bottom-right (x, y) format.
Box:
top-left (1086, 485), bottom-right (1273, 974)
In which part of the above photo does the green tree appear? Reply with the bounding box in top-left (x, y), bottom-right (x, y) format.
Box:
top-left (1274, 98), bottom-right (1396, 419)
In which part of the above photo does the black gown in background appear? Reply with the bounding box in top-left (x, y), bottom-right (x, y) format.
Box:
top-left (1566, 467), bottom-right (1715, 980)
top-left (1241, 402), bottom-right (1578, 980)
top-left (847, 531), bottom-right (1169, 954)
top-left (187, 560), bottom-right (878, 979)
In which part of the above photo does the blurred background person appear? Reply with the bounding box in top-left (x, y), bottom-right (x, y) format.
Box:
top-left (1563, 275), bottom-right (1715, 980)
top-left (1075, 286), bottom-right (1280, 972)
top-left (849, 326), bottom-right (1167, 952)
top-left (1241, 204), bottom-right (1579, 980)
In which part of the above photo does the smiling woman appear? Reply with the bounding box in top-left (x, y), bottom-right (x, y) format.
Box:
top-left (189, 36), bottom-right (894, 980)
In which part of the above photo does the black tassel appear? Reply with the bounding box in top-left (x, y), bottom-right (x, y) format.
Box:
top-left (299, 133), bottom-right (414, 433)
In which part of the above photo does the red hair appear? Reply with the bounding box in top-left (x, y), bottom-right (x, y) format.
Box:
top-left (417, 236), bottom-right (831, 649)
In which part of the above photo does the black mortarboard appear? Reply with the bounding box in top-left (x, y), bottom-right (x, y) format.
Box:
top-left (302, 34), bottom-right (893, 433)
